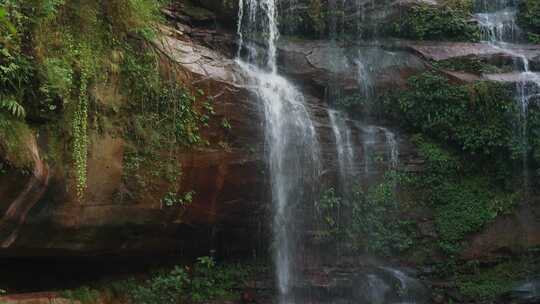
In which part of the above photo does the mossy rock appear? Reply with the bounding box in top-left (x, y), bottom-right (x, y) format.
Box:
top-left (0, 117), bottom-right (35, 169)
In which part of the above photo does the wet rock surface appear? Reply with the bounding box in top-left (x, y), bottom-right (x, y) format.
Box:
top-left (292, 265), bottom-right (430, 304)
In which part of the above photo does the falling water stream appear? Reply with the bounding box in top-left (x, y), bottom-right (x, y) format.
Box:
top-left (235, 0), bottom-right (418, 302)
top-left (328, 111), bottom-right (356, 194)
top-left (236, 0), bottom-right (321, 301)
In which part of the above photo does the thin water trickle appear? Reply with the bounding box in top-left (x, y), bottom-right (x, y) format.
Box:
top-left (328, 110), bottom-right (356, 193)
top-left (361, 125), bottom-right (377, 177)
top-left (236, 0), bottom-right (321, 301)
top-left (383, 128), bottom-right (399, 170)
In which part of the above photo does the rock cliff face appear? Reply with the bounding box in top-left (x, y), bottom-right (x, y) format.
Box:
top-left (0, 17), bottom-right (266, 257)
top-left (0, 0), bottom-right (538, 269)
top-left (0, 1), bottom-right (540, 288)
top-left (0, 3), bottom-right (425, 258)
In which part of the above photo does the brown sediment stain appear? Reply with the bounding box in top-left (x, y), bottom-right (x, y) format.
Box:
top-left (0, 136), bottom-right (49, 248)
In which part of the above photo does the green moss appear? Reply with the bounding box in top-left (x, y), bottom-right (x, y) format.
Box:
top-left (0, 114), bottom-right (34, 169)
top-left (388, 1), bottom-right (479, 41)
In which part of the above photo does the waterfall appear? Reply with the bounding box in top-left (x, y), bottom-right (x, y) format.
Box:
top-left (236, 1), bottom-right (321, 301)
top-left (380, 267), bottom-right (427, 303)
top-left (356, 125), bottom-right (400, 187)
top-left (361, 125), bottom-right (377, 177)
top-left (383, 128), bottom-right (399, 170)
top-left (328, 110), bottom-right (356, 193)
top-left (356, 55), bottom-right (374, 99)
top-left (476, 8), bottom-right (520, 42)
top-left (474, 0), bottom-right (540, 189)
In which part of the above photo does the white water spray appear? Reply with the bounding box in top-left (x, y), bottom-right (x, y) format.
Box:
top-left (236, 1), bottom-right (321, 300)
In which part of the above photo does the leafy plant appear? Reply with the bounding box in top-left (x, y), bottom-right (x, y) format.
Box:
top-left (123, 257), bottom-right (251, 304)
top-left (411, 137), bottom-right (517, 255)
top-left (391, 72), bottom-right (518, 160)
top-left (456, 260), bottom-right (524, 300)
top-left (162, 190), bottom-right (194, 207)
top-left (518, 0), bottom-right (540, 33)
top-left (388, 1), bottom-right (479, 41)
top-left (316, 172), bottom-right (415, 256)
top-left (60, 286), bottom-right (100, 304)
top-left (0, 97), bottom-right (25, 118)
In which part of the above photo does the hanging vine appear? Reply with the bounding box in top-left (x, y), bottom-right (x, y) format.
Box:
top-left (72, 67), bottom-right (89, 200)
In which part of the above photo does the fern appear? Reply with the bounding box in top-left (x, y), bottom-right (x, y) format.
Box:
top-left (0, 97), bottom-right (25, 118)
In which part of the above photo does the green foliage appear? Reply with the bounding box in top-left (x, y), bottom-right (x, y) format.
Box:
top-left (0, 97), bottom-right (25, 118)
top-left (120, 257), bottom-right (251, 304)
top-left (0, 0), bottom-right (204, 200)
top-left (412, 137), bottom-right (517, 255)
top-left (121, 45), bottom-right (211, 147)
top-left (518, 0), bottom-right (540, 34)
top-left (456, 260), bottom-right (523, 300)
top-left (315, 187), bottom-right (342, 238)
top-left (388, 1), bottom-right (479, 41)
top-left (518, 0), bottom-right (540, 43)
top-left (394, 72), bottom-right (518, 157)
top-left (221, 118), bottom-right (231, 130)
top-left (26, 0), bottom-right (162, 199)
top-left (0, 3), bottom-right (32, 122)
top-left (526, 32), bottom-right (540, 43)
top-left (60, 286), bottom-right (100, 304)
top-left (316, 172), bottom-right (415, 256)
top-left (120, 45), bottom-right (212, 204)
top-left (0, 114), bottom-right (33, 168)
top-left (72, 69), bottom-right (89, 198)
top-left (432, 57), bottom-right (508, 75)
top-left (349, 172), bottom-right (415, 255)
top-left (162, 190), bottom-right (194, 207)
top-left (0, 6), bottom-right (15, 36)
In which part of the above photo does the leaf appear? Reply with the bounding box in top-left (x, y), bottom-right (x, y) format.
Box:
top-left (0, 97), bottom-right (25, 118)
top-left (0, 7), bottom-right (16, 36)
